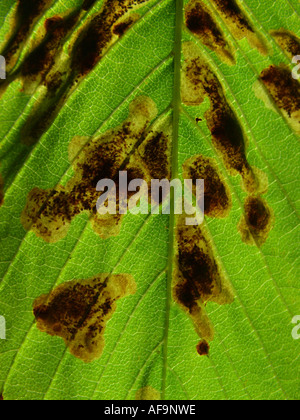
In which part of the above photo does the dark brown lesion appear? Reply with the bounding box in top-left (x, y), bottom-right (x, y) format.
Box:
top-left (185, 0), bottom-right (235, 65)
top-left (196, 339), bottom-right (210, 356)
top-left (255, 64), bottom-right (300, 135)
top-left (181, 42), bottom-right (264, 194)
top-left (19, 10), bottom-right (81, 94)
top-left (71, 0), bottom-right (148, 77)
top-left (33, 273), bottom-right (136, 363)
top-left (238, 195), bottom-right (273, 247)
top-left (113, 14), bottom-right (140, 37)
top-left (260, 65), bottom-right (300, 118)
top-left (210, 0), bottom-right (267, 54)
top-left (21, 97), bottom-right (172, 242)
top-left (2, 0), bottom-right (150, 144)
top-left (173, 216), bottom-right (234, 341)
top-left (184, 40), bottom-right (271, 195)
top-left (183, 154), bottom-right (232, 218)
top-left (0, 0), bottom-right (56, 72)
top-left (270, 29), bottom-right (300, 59)
top-left (181, 41), bottom-right (274, 250)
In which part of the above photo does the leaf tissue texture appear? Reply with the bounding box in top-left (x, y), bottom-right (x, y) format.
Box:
top-left (0, 0), bottom-right (299, 401)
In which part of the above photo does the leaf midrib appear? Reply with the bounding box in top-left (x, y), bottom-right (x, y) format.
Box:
top-left (161, 0), bottom-right (183, 401)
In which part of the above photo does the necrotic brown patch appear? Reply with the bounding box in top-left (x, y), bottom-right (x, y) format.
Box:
top-left (1, 0), bottom-right (55, 72)
top-left (257, 65), bottom-right (300, 134)
top-left (20, 10), bottom-right (80, 94)
top-left (21, 96), bottom-right (159, 242)
top-left (270, 29), bottom-right (300, 59)
top-left (173, 215), bottom-right (234, 341)
top-left (238, 195), bottom-right (273, 247)
top-left (33, 273), bottom-right (136, 363)
top-left (183, 154), bottom-right (231, 218)
top-left (71, 0), bottom-right (147, 76)
top-left (16, 0), bottom-right (150, 146)
top-left (185, 0), bottom-right (234, 64)
top-left (82, 0), bottom-right (97, 11)
top-left (196, 339), bottom-right (210, 356)
top-left (135, 386), bottom-right (160, 400)
top-left (113, 14), bottom-right (139, 37)
top-left (210, 0), bottom-right (267, 55)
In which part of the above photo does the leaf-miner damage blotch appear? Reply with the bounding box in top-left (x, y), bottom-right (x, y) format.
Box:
top-left (181, 42), bottom-right (268, 196)
top-left (238, 195), bottom-right (273, 247)
top-left (33, 273), bottom-right (136, 363)
top-left (70, 0), bottom-right (149, 77)
top-left (173, 214), bottom-right (234, 342)
top-left (185, 0), bottom-right (235, 65)
top-left (1, 0), bottom-right (151, 145)
top-left (183, 154), bottom-right (232, 218)
top-left (0, 0), bottom-right (55, 72)
top-left (255, 64), bottom-right (300, 135)
top-left (21, 96), bottom-right (172, 242)
top-left (209, 0), bottom-right (267, 55)
top-left (270, 29), bottom-right (300, 60)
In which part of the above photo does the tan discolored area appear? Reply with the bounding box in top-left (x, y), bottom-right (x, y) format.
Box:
top-left (33, 273), bottom-right (136, 363)
top-left (256, 65), bottom-right (300, 135)
top-left (182, 42), bottom-right (267, 195)
top-left (132, 113), bottom-right (172, 182)
top-left (183, 154), bottom-right (232, 218)
top-left (3, 0), bottom-right (150, 144)
top-left (185, 0), bottom-right (235, 65)
top-left (238, 195), bottom-right (273, 247)
top-left (210, 0), bottom-right (267, 55)
top-left (113, 14), bottom-right (140, 37)
top-left (173, 215), bottom-right (234, 341)
top-left (21, 96), bottom-right (158, 242)
top-left (135, 386), bottom-right (160, 400)
top-left (71, 0), bottom-right (150, 77)
top-left (270, 29), bottom-right (300, 59)
top-left (19, 10), bottom-right (81, 95)
top-left (196, 339), bottom-right (210, 356)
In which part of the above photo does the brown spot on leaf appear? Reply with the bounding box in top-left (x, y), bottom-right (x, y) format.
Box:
top-left (1, 0), bottom-right (55, 72)
top-left (113, 14), bottom-right (139, 37)
top-left (238, 195), bottom-right (273, 247)
top-left (196, 339), bottom-right (210, 356)
top-left (173, 215), bottom-right (234, 341)
top-left (256, 64), bottom-right (300, 134)
top-left (185, 0), bottom-right (235, 64)
top-left (20, 10), bottom-right (80, 94)
top-left (17, 0), bottom-right (150, 145)
top-left (33, 273), bottom-right (136, 363)
top-left (82, 0), bottom-right (97, 11)
top-left (71, 0), bottom-right (147, 76)
top-left (182, 42), bottom-right (266, 194)
top-left (134, 114), bottom-right (172, 182)
top-left (210, 0), bottom-right (267, 55)
top-left (183, 155), bottom-right (231, 218)
top-left (270, 29), bottom-right (300, 59)
top-left (21, 96), bottom-right (158, 242)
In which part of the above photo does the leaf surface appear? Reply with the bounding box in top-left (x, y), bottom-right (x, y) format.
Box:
top-left (0, 0), bottom-right (299, 400)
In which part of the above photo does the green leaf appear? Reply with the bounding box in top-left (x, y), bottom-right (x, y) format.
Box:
top-left (0, 0), bottom-right (299, 400)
